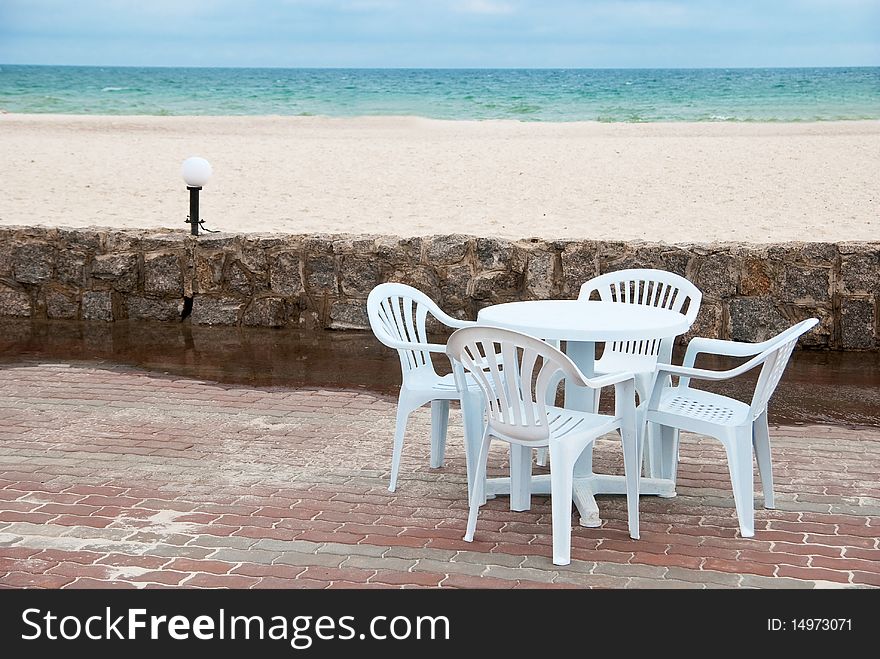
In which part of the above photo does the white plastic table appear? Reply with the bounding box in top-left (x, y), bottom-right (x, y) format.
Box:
top-left (473, 299), bottom-right (692, 527)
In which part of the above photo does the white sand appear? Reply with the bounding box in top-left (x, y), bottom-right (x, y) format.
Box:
top-left (1, 114), bottom-right (877, 243)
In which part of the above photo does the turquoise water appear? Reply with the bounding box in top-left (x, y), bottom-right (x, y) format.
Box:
top-left (1, 65), bottom-right (878, 121)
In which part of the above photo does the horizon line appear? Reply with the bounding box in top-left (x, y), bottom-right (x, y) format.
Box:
top-left (2, 63), bottom-right (879, 71)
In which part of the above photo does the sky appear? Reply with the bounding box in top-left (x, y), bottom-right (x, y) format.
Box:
top-left (0, 0), bottom-right (878, 68)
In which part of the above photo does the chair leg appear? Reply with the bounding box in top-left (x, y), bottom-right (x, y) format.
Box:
top-left (724, 429), bottom-right (756, 538)
top-left (535, 447), bottom-right (547, 467)
top-left (464, 432), bottom-right (492, 542)
top-left (509, 444), bottom-right (533, 512)
top-left (460, 391), bottom-right (484, 504)
top-left (430, 400), bottom-right (450, 469)
top-left (620, 428), bottom-right (641, 541)
top-left (549, 442), bottom-right (576, 566)
top-left (658, 424), bottom-right (680, 483)
top-left (388, 401), bottom-right (413, 493)
top-left (752, 412), bottom-right (775, 509)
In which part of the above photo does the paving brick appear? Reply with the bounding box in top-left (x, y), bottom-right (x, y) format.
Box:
top-left (777, 565), bottom-right (852, 584)
top-left (1, 571), bottom-right (75, 588)
top-left (65, 578), bottom-right (139, 589)
top-left (188, 535), bottom-right (257, 550)
top-left (147, 544), bottom-right (213, 559)
top-left (126, 570), bottom-right (189, 585)
top-left (371, 570), bottom-right (444, 586)
top-left (209, 548), bottom-right (280, 564)
top-left (664, 566), bottom-right (741, 587)
top-left (593, 562), bottom-right (667, 579)
top-left (275, 552), bottom-right (346, 568)
top-left (97, 553), bottom-right (170, 569)
top-left (166, 558), bottom-right (234, 575)
top-left (442, 574), bottom-right (518, 589)
top-left (183, 573), bottom-right (261, 589)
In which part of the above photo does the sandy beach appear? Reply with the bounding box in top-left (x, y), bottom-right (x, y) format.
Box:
top-left (1, 114), bottom-right (877, 243)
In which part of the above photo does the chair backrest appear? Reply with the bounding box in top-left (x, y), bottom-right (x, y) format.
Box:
top-left (748, 318), bottom-right (818, 420)
top-left (579, 269), bottom-right (702, 359)
top-left (367, 283), bottom-right (443, 378)
top-left (447, 326), bottom-right (585, 443)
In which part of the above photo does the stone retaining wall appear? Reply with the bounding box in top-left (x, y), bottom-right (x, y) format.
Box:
top-left (0, 226), bottom-right (877, 349)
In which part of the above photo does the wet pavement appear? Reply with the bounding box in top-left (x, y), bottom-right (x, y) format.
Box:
top-left (1, 318), bottom-right (878, 428)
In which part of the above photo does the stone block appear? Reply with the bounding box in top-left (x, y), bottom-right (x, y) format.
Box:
top-left (103, 231), bottom-right (141, 252)
top-left (0, 245), bottom-right (13, 278)
top-left (340, 255), bottom-right (380, 297)
top-left (658, 247), bottom-right (691, 277)
top-left (470, 270), bottom-right (521, 303)
top-left (239, 243), bottom-right (269, 275)
top-left (682, 301), bottom-right (722, 343)
top-left (56, 250), bottom-right (87, 286)
top-left (426, 235), bottom-right (471, 265)
top-left (226, 261), bottom-right (254, 296)
top-left (243, 297), bottom-right (288, 327)
top-left (143, 252), bottom-right (183, 296)
top-left (329, 300), bottom-right (370, 330)
top-left (769, 242), bottom-right (838, 265)
top-left (126, 296), bottom-right (183, 322)
top-left (523, 249), bottom-right (556, 299)
top-left (81, 290), bottom-right (113, 322)
top-left (739, 255), bottom-right (772, 296)
top-left (304, 255), bottom-right (337, 294)
top-left (840, 297), bottom-right (875, 350)
top-left (13, 243), bottom-right (54, 284)
top-left (691, 252), bottom-right (737, 298)
top-left (728, 297), bottom-right (790, 343)
top-left (195, 252), bottom-right (225, 293)
top-left (269, 252), bottom-right (303, 296)
top-left (783, 264), bottom-right (831, 303)
top-left (0, 284), bottom-right (32, 317)
top-left (332, 236), bottom-right (377, 254)
top-left (475, 237), bottom-right (526, 273)
top-left (90, 253), bottom-right (138, 292)
top-left (191, 296), bottom-right (245, 325)
top-left (438, 264), bottom-right (472, 314)
top-left (797, 307), bottom-right (833, 349)
top-left (139, 232), bottom-right (188, 252)
top-left (375, 236), bottom-right (421, 263)
top-left (840, 250), bottom-right (879, 295)
top-left (58, 228), bottom-right (103, 251)
top-left (195, 234), bottom-right (238, 250)
top-left (45, 286), bottom-right (79, 319)
top-left (560, 242), bottom-right (599, 297)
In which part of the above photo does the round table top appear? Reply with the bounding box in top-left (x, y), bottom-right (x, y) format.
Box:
top-left (477, 300), bottom-right (691, 342)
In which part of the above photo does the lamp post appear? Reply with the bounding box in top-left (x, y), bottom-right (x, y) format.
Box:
top-left (181, 157), bottom-right (212, 236)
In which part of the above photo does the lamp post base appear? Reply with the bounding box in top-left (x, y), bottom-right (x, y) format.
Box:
top-left (187, 186), bottom-right (202, 236)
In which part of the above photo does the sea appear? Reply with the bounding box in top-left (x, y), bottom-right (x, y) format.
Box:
top-left (0, 65), bottom-right (878, 122)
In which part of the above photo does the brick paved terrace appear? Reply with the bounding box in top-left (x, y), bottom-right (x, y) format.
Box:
top-left (0, 361), bottom-right (878, 589)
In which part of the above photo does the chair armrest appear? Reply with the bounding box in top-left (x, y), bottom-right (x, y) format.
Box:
top-left (682, 336), bottom-right (774, 367)
top-left (568, 369), bottom-right (636, 390)
top-left (434, 310), bottom-right (476, 330)
top-left (379, 337), bottom-right (448, 353)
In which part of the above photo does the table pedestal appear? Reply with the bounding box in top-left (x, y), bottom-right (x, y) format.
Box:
top-left (485, 473), bottom-right (676, 527)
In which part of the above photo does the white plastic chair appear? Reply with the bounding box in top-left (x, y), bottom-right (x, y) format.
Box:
top-left (447, 326), bottom-right (640, 566)
top-left (367, 283), bottom-right (480, 492)
top-left (644, 318), bottom-right (818, 537)
top-left (578, 268), bottom-right (703, 405)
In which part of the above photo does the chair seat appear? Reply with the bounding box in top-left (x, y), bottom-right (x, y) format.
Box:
top-left (405, 370), bottom-right (483, 398)
top-left (649, 387), bottom-right (750, 430)
top-left (492, 406), bottom-right (617, 444)
top-left (547, 406), bottom-right (617, 440)
top-left (595, 351), bottom-right (659, 377)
